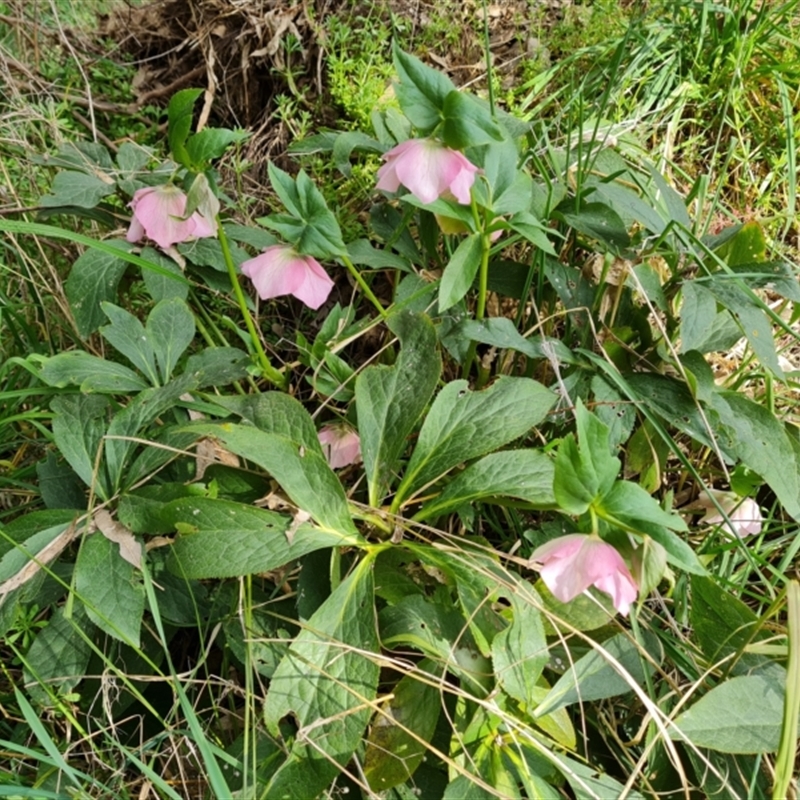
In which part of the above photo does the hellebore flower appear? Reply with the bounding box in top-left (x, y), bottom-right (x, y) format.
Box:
top-left (318, 425), bottom-right (361, 469)
top-left (241, 245), bottom-right (334, 310)
top-left (127, 184), bottom-right (216, 249)
top-left (376, 138), bottom-right (479, 205)
top-left (529, 534), bottom-right (639, 616)
top-left (698, 489), bottom-right (762, 538)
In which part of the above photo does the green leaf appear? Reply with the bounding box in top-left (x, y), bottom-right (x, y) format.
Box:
top-left (264, 164), bottom-right (346, 258)
top-left (184, 347), bottom-right (250, 388)
top-left (457, 317), bottom-right (576, 364)
top-left (165, 497), bottom-right (361, 579)
top-left (728, 261), bottom-right (800, 303)
top-left (104, 373), bottom-right (198, 493)
top-left (553, 435), bottom-right (595, 515)
top-left (50, 395), bottom-right (108, 499)
top-left (0, 522), bottom-right (72, 584)
top-left (185, 128), bottom-right (248, 166)
top-left (715, 220), bottom-right (767, 266)
top-left (41, 170), bottom-right (115, 209)
top-left (379, 594), bottom-right (487, 689)
top-left (36, 452), bottom-right (85, 510)
top-left (24, 604), bottom-right (95, 706)
top-left (690, 575), bottom-right (774, 676)
top-left (141, 246), bottom-right (189, 302)
top-left (355, 311), bottom-right (441, 506)
top-left (600, 480), bottom-right (686, 531)
top-left (346, 238), bottom-right (411, 272)
top-left (185, 420), bottom-right (357, 535)
top-left (438, 233), bottom-right (483, 312)
top-left (680, 281), bottom-right (717, 354)
top-left (167, 88), bottom-right (203, 167)
top-left (210, 392), bottom-right (323, 454)
top-left (263, 558), bottom-right (379, 799)
top-left (65, 242), bottom-right (131, 338)
top-left (557, 753), bottom-right (645, 800)
top-left (492, 586), bottom-right (549, 708)
top-left (392, 44), bottom-right (454, 131)
top-left (100, 302), bottom-right (159, 384)
top-left (146, 297), bottom-right (196, 383)
top-left (396, 378), bottom-right (555, 506)
top-left (711, 390), bottom-right (800, 520)
top-left (507, 211), bottom-right (558, 255)
top-left (671, 672), bottom-right (785, 753)
top-left (705, 279), bottom-right (784, 378)
top-left (364, 665), bottom-right (441, 791)
top-left (442, 90), bottom-right (504, 149)
top-left (625, 373), bottom-right (735, 457)
top-left (555, 201), bottom-right (630, 249)
top-left (74, 531), bottom-right (144, 646)
top-left (553, 401), bottom-right (620, 515)
top-left (116, 141), bottom-right (152, 173)
top-left (588, 180), bottom-right (666, 237)
top-left (39, 351), bottom-right (148, 393)
top-left (416, 449), bottom-right (555, 521)
top-left (534, 577), bottom-right (617, 633)
top-left (535, 631), bottom-right (662, 717)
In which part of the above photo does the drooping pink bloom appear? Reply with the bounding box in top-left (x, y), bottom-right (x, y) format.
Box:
top-left (698, 489), bottom-right (762, 538)
top-left (529, 534), bottom-right (639, 616)
top-left (241, 245), bottom-right (334, 310)
top-left (318, 425), bottom-right (361, 469)
top-left (376, 138), bottom-right (479, 205)
top-left (126, 184), bottom-right (216, 248)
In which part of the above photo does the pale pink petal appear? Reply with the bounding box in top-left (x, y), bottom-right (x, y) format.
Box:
top-left (531, 534), bottom-right (594, 604)
top-left (127, 184), bottom-right (217, 249)
top-left (189, 211), bottom-right (218, 238)
top-left (529, 533), bottom-right (587, 564)
top-left (376, 139), bottom-right (478, 206)
top-left (318, 426), bottom-right (361, 469)
top-left (699, 489), bottom-right (762, 538)
top-left (126, 214), bottom-right (146, 243)
top-left (593, 569), bottom-right (639, 616)
top-left (291, 256), bottom-right (335, 310)
top-left (241, 245), bottom-right (333, 310)
top-left (530, 534), bottom-right (638, 615)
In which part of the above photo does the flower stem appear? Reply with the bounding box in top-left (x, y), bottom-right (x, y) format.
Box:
top-left (462, 198), bottom-right (493, 384)
top-left (217, 220), bottom-right (287, 389)
top-left (340, 253), bottom-right (388, 318)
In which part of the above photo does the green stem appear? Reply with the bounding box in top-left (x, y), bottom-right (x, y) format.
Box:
top-left (461, 198), bottom-right (493, 383)
top-left (217, 220), bottom-right (287, 389)
top-left (340, 253), bottom-right (388, 318)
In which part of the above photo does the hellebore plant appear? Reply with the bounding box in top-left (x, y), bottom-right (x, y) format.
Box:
top-left (318, 425), bottom-right (361, 469)
top-left (529, 534), bottom-right (639, 616)
top-left (376, 138), bottom-right (479, 205)
top-left (241, 245), bottom-right (334, 310)
top-left (127, 184), bottom-right (216, 248)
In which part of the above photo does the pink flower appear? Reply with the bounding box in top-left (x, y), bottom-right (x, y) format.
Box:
top-left (241, 245), bottom-right (334, 310)
top-left (529, 534), bottom-right (639, 616)
top-left (698, 489), bottom-right (762, 538)
top-left (126, 184), bottom-right (216, 249)
top-left (318, 425), bottom-right (361, 469)
top-left (376, 138), bottom-right (479, 205)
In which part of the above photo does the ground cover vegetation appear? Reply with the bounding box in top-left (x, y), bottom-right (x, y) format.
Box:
top-left (1, 0), bottom-right (800, 797)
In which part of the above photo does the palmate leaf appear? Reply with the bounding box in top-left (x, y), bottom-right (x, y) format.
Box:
top-left (415, 448), bottom-right (555, 522)
top-left (356, 310), bottom-right (441, 506)
top-left (394, 377), bottom-right (555, 507)
top-left (264, 557), bottom-right (380, 799)
top-left (165, 497), bottom-right (362, 579)
top-left (671, 672), bottom-right (786, 754)
top-left (74, 531), bottom-right (144, 647)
